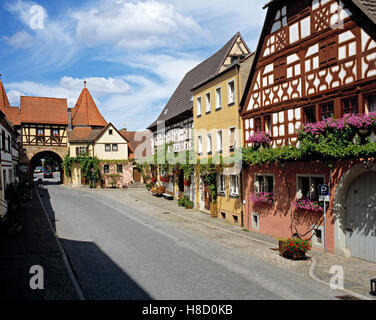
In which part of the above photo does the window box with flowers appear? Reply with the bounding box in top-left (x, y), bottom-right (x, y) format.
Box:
top-left (247, 132), bottom-right (272, 149)
top-left (278, 238), bottom-right (311, 260)
top-left (250, 192), bottom-right (275, 204)
top-left (292, 198), bottom-right (323, 212)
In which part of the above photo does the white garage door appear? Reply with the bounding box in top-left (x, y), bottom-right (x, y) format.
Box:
top-left (345, 171), bottom-right (376, 263)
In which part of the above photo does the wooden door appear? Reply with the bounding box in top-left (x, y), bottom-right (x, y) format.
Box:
top-left (133, 167), bottom-right (141, 182)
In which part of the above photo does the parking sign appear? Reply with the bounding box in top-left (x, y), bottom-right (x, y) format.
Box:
top-left (319, 184), bottom-right (330, 202)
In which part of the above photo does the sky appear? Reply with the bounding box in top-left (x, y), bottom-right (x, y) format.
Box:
top-left (0, 0), bottom-right (267, 131)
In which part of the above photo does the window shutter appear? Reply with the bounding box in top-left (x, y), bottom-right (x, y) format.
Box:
top-left (76, 147), bottom-right (79, 156)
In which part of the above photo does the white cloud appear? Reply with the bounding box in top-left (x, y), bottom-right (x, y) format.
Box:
top-left (3, 30), bottom-right (34, 48)
top-left (72, 0), bottom-right (204, 49)
top-left (60, 77), bottom-right (131, 95)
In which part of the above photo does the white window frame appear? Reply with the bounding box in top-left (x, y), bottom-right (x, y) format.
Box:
top-left (215, 87), bottom-right (222, 110)
top-left (216, 130), bottom-right (223, 153)
top-left (205, 92), bottom-right (211, 113)
top-left (230, 175), bottom-right (239, 196)
top-left (206, 133), bottom-right (212, 154)
top-left (217, 174), bottom-right (226, 195)
top-left (296, 174), bottom-right (325, 200)
top-left (229, 126), bottom-right (237, 151)
top-left (228, 80), bottom-right (235, 105)
top-left (197, 135), bottom-right (203, 155)
top-left (254, 174), bottom-right (274, 194)
top-left (196, 96), bottom-right (202, 117)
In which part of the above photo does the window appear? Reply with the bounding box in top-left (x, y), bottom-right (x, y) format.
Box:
top-left (216, 130), bottom-right (223, 153)
top-left (112, 144), bottom-right (118, 151)
top-left (342, 98), bottom-right (358, 115)
top-left (104, 165), bottom-right (110, 174)
top-left (7, 136), bottom-right (10, 152)
top-left (230, 175), bottom-right (239, 196)
top-left (105, 144), bottom-right (111, 152)
top-left (215, 87), bottom-right (222, 109)
top-left (228, 80), bottom-right (235, 104)
top-left (196, 97), bottom-right (202, 117)
top-left (297, 175), bottom-right (324, 201)
top-left (366, 94), bottom-right (376, 113)
top-left (303, 106), bottom-right (316, 123)
top-left (206, 134), bottom-right (212, 154)
top-left (1, 130), bottom-right (4, 151)
top-left (117, 164), bottom-right (123, 173)
top-left (217, 174), bottom-right (226, 195)
top-left (254, 117), bottom-right (262, 132)
top-left (255, 175), bottom-right (274, 194)
top-left (274, 58), bottom-right (287, 83)
top-left (319, 36), bottom-right (337, 68)
top-left (197, 135), bottom-right (203, 155)
top-left (229, 127), bottom-right (236, 152)
top-left (205, 92), bottom-right (211, 113)
top-left (320, 102), bottom-right (334, 120)
top-left (109, 129), bottom-right (113, 135)
top-left (271, 5), bottom-right (287, 33)
top-left (52, 129), bottom-right (59, 137)
top-left (76, 147), bottom-right (87, 156)
top-left (37, 128), bottom-right (44, 136)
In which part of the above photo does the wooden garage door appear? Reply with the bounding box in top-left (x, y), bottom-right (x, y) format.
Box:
top-left (345, 171), bottom-right (376, 263)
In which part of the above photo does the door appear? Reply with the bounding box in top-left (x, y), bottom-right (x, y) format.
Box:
top-left (133, 167), bottom-right (141, 182)
top-left (204, 185), bottom-right (211, 211)
top-left (345, 172), bottom-right (376, 262)
top-left (199, 177), bottom-right (205, 210)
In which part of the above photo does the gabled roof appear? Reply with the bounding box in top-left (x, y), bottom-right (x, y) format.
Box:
top-left (240, 0), bottom-right (376, 112)
top-left (20, 96), bottom-right (68, 125)
top-left (93, 122), bottom-right (128, 144)
top-left (148, 32), bottom-right (249, 130)
top-left (0, 80), bottom-right (10, 110)
top-left (72, 87), bottom-right (107, 127)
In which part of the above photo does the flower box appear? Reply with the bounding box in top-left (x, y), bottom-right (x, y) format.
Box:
top-left (292, 198), bottom-right (323, 212)
top-left (250, 192), bottom-right (274, 204)
top-left (183, 179), bottom-right (191, 187)
top-left (247, 132), bottom-right (272, 149)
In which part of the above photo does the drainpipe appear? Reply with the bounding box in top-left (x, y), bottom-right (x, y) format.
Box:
top-left (67, 108), bottom-right (72, 132)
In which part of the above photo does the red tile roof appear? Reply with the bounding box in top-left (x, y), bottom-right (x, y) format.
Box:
top-left (20, 96), bottom-right (68, 125)
top-left (3, 106), bottom-right (21, 126)
top-left (0, 80), bottom-right (10, 110)
top-left (72, 88), bottom-right (107, 127)
top-left (120, 130), bottom-right (151, 159)
top-left (68, 127), bottom-right (103, 142)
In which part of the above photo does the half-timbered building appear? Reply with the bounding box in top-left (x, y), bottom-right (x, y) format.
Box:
top-left (240, 0), bottom-right (376, 262)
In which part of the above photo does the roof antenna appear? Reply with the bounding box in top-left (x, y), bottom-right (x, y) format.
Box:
top-left (84, 80), bottom-right (87, 88)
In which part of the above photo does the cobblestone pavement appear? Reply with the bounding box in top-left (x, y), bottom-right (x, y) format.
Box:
top-left (79, 186), bottom-right (375, 300)
top-left (0, 187), bottom-right (80, 300)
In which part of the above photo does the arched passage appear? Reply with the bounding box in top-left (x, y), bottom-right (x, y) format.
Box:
top-left (333, 162), bottom-right (376, 261)
top-left (30, 151), bottom-right (64, 184)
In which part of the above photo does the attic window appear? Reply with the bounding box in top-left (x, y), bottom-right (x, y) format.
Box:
top-left (109, 129), bottom-right (113, 135)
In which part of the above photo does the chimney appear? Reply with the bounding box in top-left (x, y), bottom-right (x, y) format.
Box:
top-left (121, 128), bottom-right (127, 132)
top-left (68, 108), bottom-right (72, 131)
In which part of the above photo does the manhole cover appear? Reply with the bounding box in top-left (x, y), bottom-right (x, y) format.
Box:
top-left (336, 295), bottom-right (362, 300)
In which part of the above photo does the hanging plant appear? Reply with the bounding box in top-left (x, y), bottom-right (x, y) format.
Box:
top-left (250, 192), bottom-right (274, 204)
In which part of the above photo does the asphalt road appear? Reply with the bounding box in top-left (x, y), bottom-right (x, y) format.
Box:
top-left (40, 184), bottom-right (343, 300)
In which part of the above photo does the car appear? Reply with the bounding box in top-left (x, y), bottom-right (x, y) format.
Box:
top-left (43, 170), bottom-right (53, 178)
top-left (34, 166), bottom-right (43, 173)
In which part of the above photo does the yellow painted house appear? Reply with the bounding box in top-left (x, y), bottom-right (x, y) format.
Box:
top-left (192, 33), bottom-right (254, 226)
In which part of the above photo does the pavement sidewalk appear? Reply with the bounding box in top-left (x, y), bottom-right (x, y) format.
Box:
top-left (87, 186), bottom-right (375, 300)
top-left (0, 187), bottom-right (80, 300)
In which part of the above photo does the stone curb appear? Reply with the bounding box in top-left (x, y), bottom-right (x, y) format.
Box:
top-left (35, 185), bottom-right (85, 300)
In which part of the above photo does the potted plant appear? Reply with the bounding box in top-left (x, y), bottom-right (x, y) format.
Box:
top-left (278, 238), bottom-right (311, 260)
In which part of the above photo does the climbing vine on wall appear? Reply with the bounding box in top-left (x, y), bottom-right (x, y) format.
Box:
top-left (62, 154), bottom-right (101, 187)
